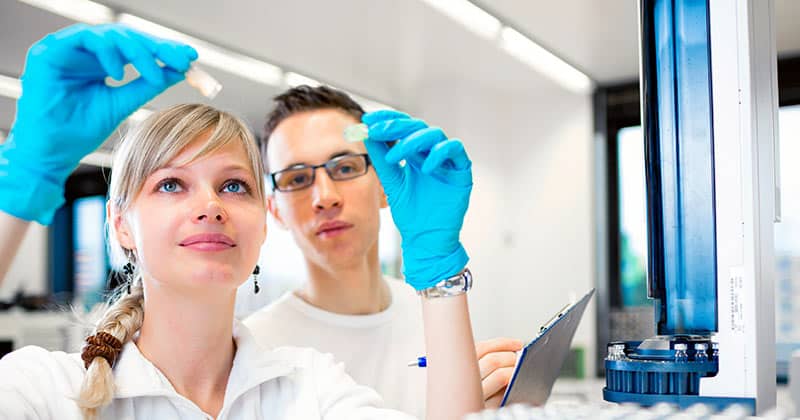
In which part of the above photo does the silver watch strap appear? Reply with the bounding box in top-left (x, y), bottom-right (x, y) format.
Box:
top-left (417, 268), bottom-right (472, 298)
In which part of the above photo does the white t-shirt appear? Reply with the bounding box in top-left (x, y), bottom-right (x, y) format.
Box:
top-left (244, 278), bottom-right (427, 419)
top-left (0, 322), bottom-right (414, 420)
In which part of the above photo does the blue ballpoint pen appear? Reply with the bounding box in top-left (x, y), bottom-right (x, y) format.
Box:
top-left (407, 356), bottom-right (427, 368)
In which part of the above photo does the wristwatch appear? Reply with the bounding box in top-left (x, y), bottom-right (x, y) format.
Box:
top-left (417, 268), bottom-right (473, 298)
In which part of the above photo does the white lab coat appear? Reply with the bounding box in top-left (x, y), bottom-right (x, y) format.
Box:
top-left (0, 322), bottom-right (416, 420)
top-left (244, 278), bottom-right (427, 418)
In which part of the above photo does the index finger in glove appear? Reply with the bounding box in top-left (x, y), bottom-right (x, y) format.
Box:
top-left (125, 27), bottom-right (198, 72)
top-left (30, 24), bottom-right (127, 81)
top-left (362, 109), bottom-right (411, 125)
top-left (105, 26), bottom-right (166, 85)
top-left (384, 126), bottom-right (447, 165)
top-left (364, 137), bottom-right (403, 191)
top-left (420, 138), bottom-right (472, 176)
top-left (365, 116), bottom-right (428, 143)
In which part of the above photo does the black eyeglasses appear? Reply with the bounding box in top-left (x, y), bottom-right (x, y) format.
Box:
top-left (269, 153), bottom-right (372, 192)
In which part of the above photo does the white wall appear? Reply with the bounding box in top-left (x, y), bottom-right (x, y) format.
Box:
top-left (0, 19), bottom-right (598, 377)
top-left (0, 81), bottom-right (598, 378)
top-left (0, 224), bottom-right (47, 300)
top-left (408, 78), bottom-right (596, 375)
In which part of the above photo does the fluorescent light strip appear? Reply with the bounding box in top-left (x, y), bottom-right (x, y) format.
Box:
top-left (0, 75), bottom-right (22, 99)
top-left (17, 0), bottom-right (114, 24)
top-left (419, 0), bottom-right (593, 94)
top-left (499, 27), bottom-right (593, 95)
top-left (117, 14), bottom-right (283, 87)
top-left (419, 0), bottom-right (501, 41)
top-left (284, 72), bottom-right (322, 88)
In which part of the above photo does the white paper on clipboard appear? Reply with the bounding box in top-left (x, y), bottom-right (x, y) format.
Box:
top-left (500, 289), bottom-right (595, 407)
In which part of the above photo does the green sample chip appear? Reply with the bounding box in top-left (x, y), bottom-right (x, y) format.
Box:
top-left (343, 123), bottom-right (369, 143)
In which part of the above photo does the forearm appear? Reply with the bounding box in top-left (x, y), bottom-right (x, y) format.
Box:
top-left (422, 294), bottom-right (483, 420)
top-left (0, 210), bottom-right (31, 284)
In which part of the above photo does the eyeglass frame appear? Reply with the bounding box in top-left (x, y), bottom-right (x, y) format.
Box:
top-left (268, 153), bottom-right (372, 192)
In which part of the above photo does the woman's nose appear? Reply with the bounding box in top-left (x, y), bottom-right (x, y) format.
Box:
top-left (194, 191), bottom-right (228, 223)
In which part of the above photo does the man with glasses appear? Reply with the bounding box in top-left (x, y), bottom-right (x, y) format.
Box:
top-left (244, 85), bottom-right (522, 417)
top-left (270, 153), bottom-right (372, 193)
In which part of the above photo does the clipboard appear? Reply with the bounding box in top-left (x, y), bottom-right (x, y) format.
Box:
top-left (500, 289), bottom-right (595, 407)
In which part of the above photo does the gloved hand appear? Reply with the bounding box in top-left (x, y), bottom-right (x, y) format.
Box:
top-left (363, 110), bottom-right (472, 291)
top-left (0, 24), bottom-right (197, 224)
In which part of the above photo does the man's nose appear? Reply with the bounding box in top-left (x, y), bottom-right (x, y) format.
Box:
top-left (311, 168), bottom-right (342, 212)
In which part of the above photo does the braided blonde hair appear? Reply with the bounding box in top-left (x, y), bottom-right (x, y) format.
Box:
top-left (77, 104), bottom-right (264, 419)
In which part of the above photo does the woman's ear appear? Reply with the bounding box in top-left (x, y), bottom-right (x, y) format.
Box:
top-left (108, 201), bottom-right (136, 251)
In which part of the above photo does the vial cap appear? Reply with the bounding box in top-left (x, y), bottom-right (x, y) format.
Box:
top-left (185, 65), bottom-right (222, 99)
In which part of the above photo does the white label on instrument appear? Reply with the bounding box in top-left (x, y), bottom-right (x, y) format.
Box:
top-left (729, 266), bottom-right (745, 333)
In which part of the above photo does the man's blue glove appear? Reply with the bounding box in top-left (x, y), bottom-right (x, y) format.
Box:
top-left (363, 110), bottom-right (472, 291)
top-left (0, 24), bottom-right (197, 224)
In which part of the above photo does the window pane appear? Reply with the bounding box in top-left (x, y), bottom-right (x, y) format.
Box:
top-left (776, 105), bottom-right (800, 376)
top-left (617, 126), bottom-right (649, 307)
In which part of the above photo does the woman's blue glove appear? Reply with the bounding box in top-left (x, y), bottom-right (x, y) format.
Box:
top-left (363, 110), bottom-right (472, 291)
top-left (0, 24), bottom-right (197, 224)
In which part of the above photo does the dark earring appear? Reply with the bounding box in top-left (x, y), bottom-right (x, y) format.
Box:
top-left (122, 262), bottom-right (134, 294)
top-left (252, 265), bottom-right (261, 294)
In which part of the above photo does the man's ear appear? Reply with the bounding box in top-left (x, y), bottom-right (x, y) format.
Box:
top-left (378, 184), bottom-right (389, 209)
top-left (108, 201), bottom-right (136, 250)
top-left (266, 195), bottom-right (288, 230)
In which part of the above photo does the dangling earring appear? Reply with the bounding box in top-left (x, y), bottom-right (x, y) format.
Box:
top-left (122, 262), bottom-right (134, 294)
top-left (252, 265), bottom-right (261, 294)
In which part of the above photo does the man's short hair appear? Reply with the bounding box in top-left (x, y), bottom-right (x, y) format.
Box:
top-left (262, 85), bottom-right (365, 174)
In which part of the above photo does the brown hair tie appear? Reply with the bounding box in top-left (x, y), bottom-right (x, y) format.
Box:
top-left (81, 332), bottom-right (123, 369)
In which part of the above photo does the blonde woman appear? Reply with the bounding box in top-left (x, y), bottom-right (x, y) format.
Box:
top-left (0, 25), bottom-right (483, 420)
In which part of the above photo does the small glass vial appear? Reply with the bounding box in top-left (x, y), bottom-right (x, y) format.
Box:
top-left (606, 344), bottom-right (617, 361)
top-left (606, 343), bottom-right (626, 361)
top-left (343, 123), bottom-right (369, 143)
top-left (674, 343), bottom-right (689, 363)
top-left (694, 343), bottom-right (709, 362)
top-left (711, 342), bottom-right (720, 360)
top-left (185, 65), bottom-right (222, 99)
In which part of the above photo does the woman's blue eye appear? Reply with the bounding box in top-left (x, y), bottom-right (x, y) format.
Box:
top-left (223, 180), bottom-right (248, 194)
top-left (158, 180), bottom-right (181, 193)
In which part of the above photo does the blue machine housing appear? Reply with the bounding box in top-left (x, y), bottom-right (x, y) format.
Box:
top-left (603, 0), bottom-right (755, 412)
top-left (644, 0), bottom-right (718, 337)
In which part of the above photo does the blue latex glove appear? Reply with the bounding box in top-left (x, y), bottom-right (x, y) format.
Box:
top-left (0, 24), bottom-right (197, 224)
top-left (363, 110), bottom-right (472, 291)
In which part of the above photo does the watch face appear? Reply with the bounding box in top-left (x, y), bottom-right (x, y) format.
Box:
top-left (420, 268), bottom-right (471, 298)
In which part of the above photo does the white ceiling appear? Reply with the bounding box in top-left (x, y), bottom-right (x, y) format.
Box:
top-left (484, 0), bottom-right (800, 83)
top-left (1, 0), bottom-right (799, 132)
